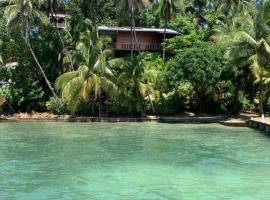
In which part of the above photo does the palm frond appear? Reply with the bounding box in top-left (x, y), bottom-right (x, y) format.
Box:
top-left (61, 76), bottom-right (83, 100)
top-left (4, 4), bottom-right (19, 26)
top-left (55, 71), bottom-right (79, 92)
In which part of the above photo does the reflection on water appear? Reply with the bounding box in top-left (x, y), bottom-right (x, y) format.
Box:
top-left (0, 122), bottom-right (270, 200)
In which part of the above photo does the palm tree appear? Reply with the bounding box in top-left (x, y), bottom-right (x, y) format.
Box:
top-left (153, 0), bottom-right (184, 60)
top-left (117, 55), bottom-right (156, 115)
top-left (55, 31), bottom-right (120, 115)
top-left (4, 0), bottom-right (57, 97)
top-left (119, 0), bottom-right (153, 58)
top-left (215, 0), bottom-right (254, 21)
top-left (211, 13), bottom-right (254, 43)
top-left (227, 32), bottom-right (270, 116)
top-left (226, 0), bottom-right (270, 116)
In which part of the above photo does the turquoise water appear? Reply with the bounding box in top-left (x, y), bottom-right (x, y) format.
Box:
top-left (0, 122), bottom-right (270, 200)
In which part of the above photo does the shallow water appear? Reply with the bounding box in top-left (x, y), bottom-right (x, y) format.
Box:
top-left (0, 122), bottom-right (270, 200)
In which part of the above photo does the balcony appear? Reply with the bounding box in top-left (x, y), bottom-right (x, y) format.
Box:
top-left (115, 43), bottom-right (162, 51)
top-left (49, 14), bottom-right (67, 29)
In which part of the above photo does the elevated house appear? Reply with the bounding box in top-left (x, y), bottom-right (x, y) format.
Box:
top-left (98, 26), bottom-right (179, 56)
top-left (48, 13), bottom-right (69, 29)
top-left (47, 15), bottom-right (179, 55)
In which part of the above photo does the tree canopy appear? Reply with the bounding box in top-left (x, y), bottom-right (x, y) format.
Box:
top-left (1, 0), bottom-right (270, 116)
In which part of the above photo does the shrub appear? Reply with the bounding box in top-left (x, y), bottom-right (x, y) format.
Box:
top-left (46, 97), bottom-right (66, 115)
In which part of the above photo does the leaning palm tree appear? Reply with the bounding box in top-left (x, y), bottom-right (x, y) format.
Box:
top-left (4, 0), bottom-right (57, 97)
top-left (153, 0), bottom-right (184, 60)
top-left (55, 32), bottom-right (120, 115)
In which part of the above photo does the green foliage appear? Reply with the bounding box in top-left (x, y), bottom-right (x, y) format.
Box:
top-left (168, 15), bottom-right (196, 35)
top-left (1, 0), bottom-right (269, 116)
top-left (239, 91), bottom-right (250, 112)
top-left (55, 30), bottom-right (118, 114)
top-left (166, 44), bottom-right (228, 112)
top-left (46, 97), bottom-right (66, 115)
top-left (117, 53), bottom-right (158, 115)
top-left (165, 16), bottom-right (206, 53)
top-left (165, 32), bottom-right (205, 53)
top-left (153, 91), bottom-right (181, 115)
top-left (0, 81), bottom-right (45, 111)
top-left (137, 9), bottom-right (160, 28)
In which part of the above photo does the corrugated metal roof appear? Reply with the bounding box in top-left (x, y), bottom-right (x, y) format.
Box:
top-left (98, 26), bottom-right (179, 35)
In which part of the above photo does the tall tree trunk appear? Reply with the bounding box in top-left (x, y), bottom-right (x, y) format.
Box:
top-left (163, 8), bottom-right (168, 61)
top-left (98, 88), bottom-right (107, 118)
top-left (233, 80), bottom-right (240, 116)
top-left (135, 84), bottom-right (144, 116)
top-left (133, 14), bottom-right (140, 53)
top-left (91, 100), bottom-right (95, 116)
top-left (259, 79), bottom-right (264, 117)
top-left (131, 1), bottom-right (140, 55)
top-left (130, 3), bottom-right (134, 59)
top-left (96, 29), bottom-right (108, 118)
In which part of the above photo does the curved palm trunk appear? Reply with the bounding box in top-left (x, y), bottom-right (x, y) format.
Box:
top-left (24, 15), bottom-right (57, 98)
top-left (27, 43), bottom-right (57, 98)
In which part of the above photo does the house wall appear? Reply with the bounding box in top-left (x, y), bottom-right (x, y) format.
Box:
top-left (116, 31), bottom-right (162, 51)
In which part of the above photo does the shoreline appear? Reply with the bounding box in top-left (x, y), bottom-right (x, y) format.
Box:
top-left (0, 112), bottom-right (256, 126)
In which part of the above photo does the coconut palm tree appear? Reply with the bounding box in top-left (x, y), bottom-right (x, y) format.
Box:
top-left (227, 32), bottom-right (270, 116)
top-left (226, 0), bottom-right (270, 116)
top-left (153, 0), bottom-right (184, 60)
top-left (211, 13), bottom-right (254, 43)
top-left (117, 55), bottom-right (156, 115)
top-left (215, 0), bottom-right (254, 20)
top-left (55, 31), bottom-right (121, 115)
top-left (4, 0), bottom-right (57, 97)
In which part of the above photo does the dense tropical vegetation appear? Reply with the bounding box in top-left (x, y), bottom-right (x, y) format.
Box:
top-left (1, 0), bottom-right (270, 117)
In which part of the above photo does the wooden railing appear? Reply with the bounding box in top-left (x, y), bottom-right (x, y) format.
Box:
top-left (115, 43), bottom-right (162, 51)
top-left (49, 15), bottom-right (67, 29)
